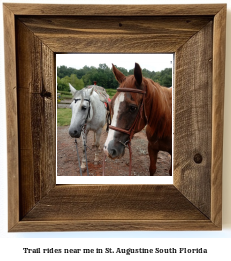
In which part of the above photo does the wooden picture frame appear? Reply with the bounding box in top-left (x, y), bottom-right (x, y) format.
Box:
top-left (4, 3), bottom-right (226, 231)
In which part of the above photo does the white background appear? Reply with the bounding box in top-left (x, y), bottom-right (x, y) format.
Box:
top-left (0, 0), bottom-right (231, 260)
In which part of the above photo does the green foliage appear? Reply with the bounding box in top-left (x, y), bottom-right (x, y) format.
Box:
top-left (57, 76), bottom-right (69, 91)
top-left (57, 66), bottom-right (78, 79)
top-left (57, 108), bottom-right (72, 126)
top-left (57, 63), bottom-right (172, 93)
top-left (152, 68), bottom-right (172, 87)
top-left (57, 74), bottom-right (84, 92)
top-left (58, 90), bottom-right (72, 96)
top-left (105, 89), bottom-right (117, 99)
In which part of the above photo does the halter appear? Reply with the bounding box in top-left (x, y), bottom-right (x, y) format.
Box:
top-left (103, 87), bottom-right (147, 176)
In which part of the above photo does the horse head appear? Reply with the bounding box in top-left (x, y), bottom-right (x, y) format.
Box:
top-left (104, 63), bottom-right (147, 159)
top-left (69, 84), bottom-right (93, 138)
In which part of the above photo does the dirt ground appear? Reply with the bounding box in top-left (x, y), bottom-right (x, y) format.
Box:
top-left (57, 126), bottom-right (171, 176)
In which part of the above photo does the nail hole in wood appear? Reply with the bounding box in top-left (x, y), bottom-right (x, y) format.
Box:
top-left (194, 153), bottom-right (203, 164)
top-left (40, 90), bottom-right (52, 99)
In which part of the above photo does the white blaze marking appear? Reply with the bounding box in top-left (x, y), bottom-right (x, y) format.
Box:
top-left (104, 92), bottom-right (125, 155)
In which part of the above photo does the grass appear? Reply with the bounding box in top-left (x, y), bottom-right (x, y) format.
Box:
top-left (105, 88), bottom-right (117, 99)
top-left (61, 95), bottom-right (73, 99)
top-left (57, 108), bottom-right (72, 126)
top-left (57, 88), bottom-right (117, 127)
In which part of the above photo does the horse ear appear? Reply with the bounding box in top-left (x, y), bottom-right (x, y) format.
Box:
top-left (112, 64), bottom-right (126, 84)
top-left (134, 63), bottom-right (142, 86)
top-left (69, 83), bottom-right (77, 96)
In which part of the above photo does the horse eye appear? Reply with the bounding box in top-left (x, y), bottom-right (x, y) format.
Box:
top-left (82, 106), bottom-right (87, 110)
top-left (129, 106), bottom-right (137, 112)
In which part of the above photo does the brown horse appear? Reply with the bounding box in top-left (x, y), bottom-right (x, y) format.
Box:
top-left (103, 63), bottom-right (172, 176)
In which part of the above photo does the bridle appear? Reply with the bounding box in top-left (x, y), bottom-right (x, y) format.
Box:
top-left (103, 87), bottom-right (147, 176)
top-left (74, 98), bottom-right (91, 124)
top-left (109, 87), bottom-right (146, 141)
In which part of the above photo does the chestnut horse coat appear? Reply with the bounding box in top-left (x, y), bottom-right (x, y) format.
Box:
top-left (104, 63), bottom-right (172, 176)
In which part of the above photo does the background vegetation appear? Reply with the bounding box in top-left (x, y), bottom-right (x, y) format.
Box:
top-left (57, 63), bottom-right (172, 93)
top-left (57, 64), bottom-right (172, 126)
top-left (57, 108), bottom-right (72, 126)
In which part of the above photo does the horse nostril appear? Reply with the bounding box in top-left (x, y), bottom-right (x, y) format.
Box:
top-left (111, 149), bottom-right (117, 157)
top-left (69, 129), bottom-right (80, 138)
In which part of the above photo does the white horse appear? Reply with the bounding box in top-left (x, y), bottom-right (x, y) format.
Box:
top-left (69, 83), bottom-right (108, 171)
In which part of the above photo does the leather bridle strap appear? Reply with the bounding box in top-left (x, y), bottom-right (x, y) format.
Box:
top-left (83, 98), bottom-right (91, 123)
top-left (74, 98), bottom-right (91, 123)
top-left (117, 87), bottom-right (146, 94)
top-left (105, 87), bottom-right (146, 176)
top-left (109, 125), bottom-right (130, 135)
top-left (109, 98), bottom-right (144, 139)
top-left (109, 87), bottom-right (146, 139)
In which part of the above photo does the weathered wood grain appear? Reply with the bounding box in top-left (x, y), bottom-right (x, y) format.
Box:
top-left (16, 19), bottom-right (56, 218)
top-left (13, 185), bottom-right (218, 232)
top-left (18, 16), bottom-right (213, 53)
top-left (4, 3), bottom-right (226, 231)
top-left (211, 5), bottom-right (226, 228)
top-left (11, 220), bottom-right (219, 232)
top-left (22, 185), bottom-right (207, 221)
top-left (174, 22), bottom-right (213, 218)
top-left (3, 4), bottom-right (19, 232)
top-left (3, 3), bottom-right (225, 16)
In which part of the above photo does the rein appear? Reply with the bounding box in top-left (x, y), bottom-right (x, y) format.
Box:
top-left (74, 98), bottom-right (91, 176)
top-left (103, 87), bottom-right (146, 176)
top-left (74, 97), bottom-right (110, 176)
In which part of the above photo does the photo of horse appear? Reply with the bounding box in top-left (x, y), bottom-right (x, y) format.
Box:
top-left (104, 63), bottom-right (172, 176)
top-left (56, 54), bottom-right (173, 177)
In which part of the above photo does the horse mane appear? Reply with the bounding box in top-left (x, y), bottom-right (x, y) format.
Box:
top-left (144, 78), bottom-right (172, 138)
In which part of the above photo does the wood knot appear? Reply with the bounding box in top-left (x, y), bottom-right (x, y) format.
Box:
top-left (194, 153), bottom-right (202, 164)
top-left (40, 90), bottom-right (52, 99)
top-left (119, 23), bottom-right (122, 27)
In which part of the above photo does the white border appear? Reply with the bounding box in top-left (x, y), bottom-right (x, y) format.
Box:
top-left (56, 54), bottom-right (174, 184)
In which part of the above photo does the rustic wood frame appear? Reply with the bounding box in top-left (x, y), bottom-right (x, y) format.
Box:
top-left (4, 4), bottom-right (226, 232)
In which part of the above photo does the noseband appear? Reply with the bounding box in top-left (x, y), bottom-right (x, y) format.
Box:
top-left (103, 87), bottom-right (146, 176)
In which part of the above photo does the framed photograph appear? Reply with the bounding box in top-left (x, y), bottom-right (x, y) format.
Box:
top-left (4, 3), bottom-right (226, 231)
top-left (56, 53), bottom-right (174, 184)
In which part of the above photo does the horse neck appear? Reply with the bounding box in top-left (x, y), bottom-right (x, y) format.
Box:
top-left (144, 80), bottom-right (172, 138)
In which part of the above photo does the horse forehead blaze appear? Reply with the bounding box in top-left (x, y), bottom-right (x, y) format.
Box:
top-left (111, 92), bottom-right (125, 119)
top-left (112, 91), bottom-right (141, 113)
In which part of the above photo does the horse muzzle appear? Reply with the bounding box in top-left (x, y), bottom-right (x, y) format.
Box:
top-left (69, 127), bottom-right (81, 138)
top-left (104, 140), bottom-right (125, 159)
